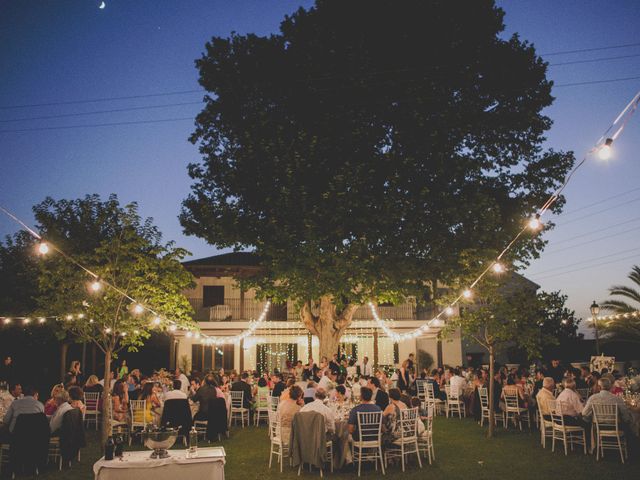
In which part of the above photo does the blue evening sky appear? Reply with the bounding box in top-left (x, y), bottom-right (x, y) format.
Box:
top-left (1, 1), bottom-right (639, 331)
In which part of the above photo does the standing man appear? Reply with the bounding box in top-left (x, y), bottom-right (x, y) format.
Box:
top-left (358, 356), bottom-right (372, 377)
top-left (175, 368), bottom-right (190, 395)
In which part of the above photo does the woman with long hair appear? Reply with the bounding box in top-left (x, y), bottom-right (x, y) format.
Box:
top-left (44, 384), bottom-right (65, 416)
top-left (112, 380), bottom-right (129, 422)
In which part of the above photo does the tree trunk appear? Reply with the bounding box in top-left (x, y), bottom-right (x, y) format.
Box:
top-left (487, 345), bottom-right (495, 439)
top-left (300, 296), bottom-right (359, 362)
top-left (101, 349), bottom-right (112, 444)
top-left (60, 342), bottom-right (69, 382)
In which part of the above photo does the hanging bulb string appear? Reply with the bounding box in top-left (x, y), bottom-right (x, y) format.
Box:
top-left (0, 203), bottom-right (270, 344)
top-left (371, 89), bottom-right (640, 341)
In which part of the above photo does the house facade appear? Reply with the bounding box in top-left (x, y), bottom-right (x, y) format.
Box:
top-left (172, 252), bottom-right (536, 374)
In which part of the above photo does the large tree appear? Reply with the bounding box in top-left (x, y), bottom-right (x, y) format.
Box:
top-left (34, 195), bottom-right (196, 440)
top-left (181, 0), bottom-right (574, 357)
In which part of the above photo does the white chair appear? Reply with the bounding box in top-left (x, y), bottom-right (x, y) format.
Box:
top-left (503, 390), bottom-right (530, 430)
top-left (352, 410), bottom-right (385, 477)
top-left (0, 443), bottom-right (9, 475)
top-left (107, 397), bottom-right (130, 443)
top-left (269, 394), bottom-right (280, 412)
top-left (444, 385), bottom-right (464, 419)
top-left (84, 392), bottom-right (101, 430)
top-left (576, 388), bottom-right (590, 401)
top-left (230, 391), bottom-right (249, 427)
top-left (129, 399), bottom-right (147, 444)
top-left (268, 410), bottom-right (289, 472)
top-left (549, 400), bottom-right (586, 456)
top-left (478, 387), bottom-right (491, 427)
top-left (538, 404), bottom-right (553, 448)
top-left (255, 391), bottom-right (270, 426)
top-left (592, 403), bottom-right (628, 463)
top-left (384, 407), bottom-right (422, 472)
top-left (417, 413), bottom-right (435, 465)
top-left (425, 382), bottom-right (444, 416)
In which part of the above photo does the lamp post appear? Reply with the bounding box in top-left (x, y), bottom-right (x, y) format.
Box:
top-left (590, 300), bottom-right (600, 355)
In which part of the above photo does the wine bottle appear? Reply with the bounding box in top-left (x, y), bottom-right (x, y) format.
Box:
top-left (104, 436), bottom-right (115, 461)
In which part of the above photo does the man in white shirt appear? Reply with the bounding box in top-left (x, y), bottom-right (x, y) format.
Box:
top-left (49, 390), bottom-right (74, 436)
top-left (556, 378), bottom-right (584, 423)
top-left (449, 368), bottom-right (467, 396)
top-left (99, 371), bottom-right (116, 392)
top-left (300, 388), bottom-right (335, 434)
top-left (582, 377), bottom-right (632, 425)
top-left (175, 368), bottom-right (190, 395)
top-left (164, 379), bottom-right (188, 401)
top-left (358, 356), bottom-right (373, 377)
top-left (318, 370), bottom-right (335, 391)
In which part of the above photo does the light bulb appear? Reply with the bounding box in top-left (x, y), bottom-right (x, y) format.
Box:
top-left (528, 216), bottom-right (542, 230)
top-left (133, 304), bottom-right (144, 314)
top-left (133, 329), bottom-right (139, 335)
top-left (23, 318), bottom-right (31, 324)
top-left (37, 242), bottom-right (49, 255)
top-left (168, 324), bottom-right (177, 332)
top-left (492, 263), bottom-right (505, 273)
top-left (445, 306), bottom-right (454, 316)
top-left (38, 317), bottom-right (46, 324)
top-left (65, 314), bottom-right (73, 320)
top-left (90, 280), bottom-right (102, 292)
top-left (105, 327), bottom-right (112, 333)
top-left (462, 289), bottom-right (473, 299)
top-left (78, 313), bottom-right (85, 319)
top-left (120, 332), bottom-right (127, 337)
top-left (598, 139), bottom-right (613, 160)
top-left (152, 316), bottom-right (161, 325)
top-left (3, 318), bottom-right (11, 325)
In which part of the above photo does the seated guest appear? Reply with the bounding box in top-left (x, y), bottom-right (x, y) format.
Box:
top-left (83, 375), bottom-right (104, 394)
top-left (303, 381), bottom-right (317, 404)
top-left (49, 389), bottom-right (73, 436)
top-left (99, 371), bottom-right (116, 392)
top-left (271, 374), bottom-right (285, 397)
top-left (582, 377), bottom-right (632, 425)
top-left (0, 382), bottom-right (14, 410)
top-left (44, 384), bottom-right (65, 416)
top-left (348, 387), bottom-right (381, 440)
top-left (68, 386), bottom-right (86, 415)
top-left (449, 368), bottom-right (467, 396)
top-left (279, 378), bottom-right (296, 401)
top-left (164, 379), bottom-right (188, 400)
top-left (231, 372), bottom-right (253, 410)
top-left (556, 378), bottom-right (584, 426)
top-left (536, 377), bottom-right (555, 420)
top-left (318, 370), bottom-right (335, 391)
top-left (111, 380), bottom-right (128, 422)
top-left (427, 370), bottom-right (446, 401)
top-left (277, 385), bottom-right (304, 437)
top-left (368, 377), bottom-right (389, 410)
top-left (300, 388), bottom-right (335, 434)
top-left (189, 377), bottom-right (201, 397)
top-left (0, 385), bottom-right (43, 442)
top-left (136, 383), bottom-right (161, 424)
top-left (192, 374), bottom-right (219, 421)
top-left (175, 368), bottom-right (190, 394)
top-left (334, 385), bottom-right (347, 405)
top-left (9, 383), bottom-right (22, 400)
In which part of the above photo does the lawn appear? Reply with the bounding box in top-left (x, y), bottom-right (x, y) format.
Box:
top-left (20, 417), bottom-right (640, 480)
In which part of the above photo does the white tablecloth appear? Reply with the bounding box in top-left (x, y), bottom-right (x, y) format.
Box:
top-left (93, 447), bottom-right (225, 480)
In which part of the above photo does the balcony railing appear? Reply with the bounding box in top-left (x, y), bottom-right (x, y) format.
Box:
top-left (187, 298), bottom-right (295, 322)
top-left (188, 297), bottom-right (435, 323)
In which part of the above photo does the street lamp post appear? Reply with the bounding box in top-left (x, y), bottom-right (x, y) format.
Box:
top-left (590, 300), bottom-right (600, 355)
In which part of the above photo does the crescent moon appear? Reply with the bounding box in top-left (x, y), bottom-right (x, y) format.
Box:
top-left (99, 1), bottom-right (106, 9)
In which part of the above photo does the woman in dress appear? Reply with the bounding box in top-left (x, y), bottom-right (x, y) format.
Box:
top-left (136, 382), bottom-right (161, 424)
top-left (112, 380), bottom-right (129, 422)
top-left (83, 375), bottom-right (104, 394)
top-left (382, 388), bottom-right (408, 446)
top-left (68, 386), bottom-right (86, 415)
top-left (64, 361), bottom-right (83, 387)
top-left (44, 384), bottom-right (65, 416)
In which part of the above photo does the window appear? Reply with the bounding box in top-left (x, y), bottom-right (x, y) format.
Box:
top-left (203, 285), bottom-right (225, 307)
top-left (215, 344), bottom-right (234, 371)
top-left (192, 344), bottom-right (203, 372)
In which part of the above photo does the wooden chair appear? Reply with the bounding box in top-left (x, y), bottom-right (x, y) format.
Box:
top-left (352, 410), bottom-right (385, 477)
top-left (384, 407), bottom-right (422, 472)
top-left (83, 392), bottom-right (101, 431)
top-left (592, 403), bottom-right (628, 463)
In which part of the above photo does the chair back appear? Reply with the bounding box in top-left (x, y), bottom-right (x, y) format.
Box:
top-left (160, 399), bottom-right (192, 437)
top-left (445, 384), bottom-right (459, 400)
top-left (205, 397), bottom-right (228, 440)
top-left (84, 392), bottom-right (101, 413)
top-left (478, 387), bottom-right (489, 409)
top-left (60, 408), bottom-right (86, 462)
top-left (355, 410), bottom-right (382, 444)
top-left (398, 407), bottom-right (419, 441)
top-left (256, 390), bottom-right (269, 409)
top-left (130, 399), bottom-right (147, 427)
top-left (268, 409), bottom-right (283, 441)
top-left (230, 390), bottom-right (244, 409)
top-left (592, 403), bottom-right (620, 432)
top-left (425, 382), bottom-right (436, 401)
top-left (503, 390), bottom-right (520, 411)
top-left (576, 388), bottom-right (590, 401)
top-left (548, 399), bottom-right (565, 427)
top-left (416, 380), bottom-right (427, 401)
top-left (10, 412), bottom-right (50, 474)
top-left (269, 395), bottom-right (280, 412)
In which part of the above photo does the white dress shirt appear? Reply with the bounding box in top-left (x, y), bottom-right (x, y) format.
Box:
top-left (359, 362), bottom-right (372, 377)
top-left (318, 375), bottom-right (332, 391)
top-left (300, 399), bottom-right (335, 434)
top-left (449, 375), bottom-right (466, 396)
top-left (178, 374), bottom-right (190, 394)
top-left (556, 388), bottom-right (584, 417)
top-left (49, 402), bottom-right (74, 434)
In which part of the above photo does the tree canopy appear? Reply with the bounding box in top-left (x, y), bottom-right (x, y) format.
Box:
top-left (181, 0), bottom-right (574, 355)
top-left (600, 265), bottom-right (640, 346)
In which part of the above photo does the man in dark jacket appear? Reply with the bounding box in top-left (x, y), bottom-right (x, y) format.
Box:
top-left (192, 374), bottom-right (219, 421)
top-left (231, 372), bottom-right (253, 409)
top-left (368, 377), bottom-right (389, 410)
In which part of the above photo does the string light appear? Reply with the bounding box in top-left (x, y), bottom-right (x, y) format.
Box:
top-left (38, 317), bottom-right (46, 324)
top-left (37, 242), bottom-right (49, 255)
top-left (598, 138), bottom-right (613, 160)
top-left (133, 304), bottom-right (144, 314)
top-left (444, 306), bottom-right (454, 316)
top-left (492, 263), bottom-right (505, 274)
top-left (152, 316), bottom-right (161, 326)
top-left (90, 279), bottom-right (102, 292)
top-left (528, 214), bottom-right (542, 230)
top-left (23, 318), bottom-right (31, 324)
top-left (105, 327), bottom-right (112, 333)
top-left (168, 324), bottom-right (177, 332)
top-left (65, 315), bottom-right (73, 320)
top-left (462, 289), bottom-right (473, 299)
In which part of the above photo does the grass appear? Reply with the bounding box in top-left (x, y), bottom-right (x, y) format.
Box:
top-left (14, 417), bottom-right (640, 480)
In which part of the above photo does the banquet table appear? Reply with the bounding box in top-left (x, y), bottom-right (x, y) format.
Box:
top-left (93, 446), bottom-right (226, 480)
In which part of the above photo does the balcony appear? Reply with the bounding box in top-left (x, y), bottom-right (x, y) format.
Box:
top-left (187, 297), bottom-right (294, 322)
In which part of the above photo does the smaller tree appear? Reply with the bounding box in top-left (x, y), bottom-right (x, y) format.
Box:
top-left (442, 275), bottom-right (554, 438)
top-left (34, 195), bottom-right (196, 441)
